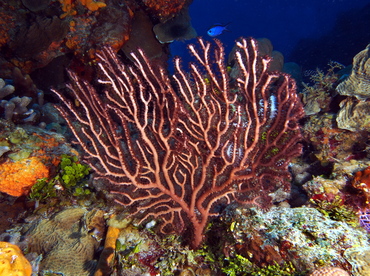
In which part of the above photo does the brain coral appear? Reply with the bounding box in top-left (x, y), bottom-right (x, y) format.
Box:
top-left (25, 208), bottom-right (105, 276)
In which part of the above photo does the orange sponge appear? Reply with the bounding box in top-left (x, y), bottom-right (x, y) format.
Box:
top-left (0, 157), bottom-right (49, 197)
top-left (59, 0), bottom-right (106, 18)
top-left (0, 242), bottom-right (32, 276)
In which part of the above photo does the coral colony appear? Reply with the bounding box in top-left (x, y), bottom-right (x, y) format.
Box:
top-left (52, 37), bottom-right (304, 248)
top-left (358, 209), bottom-right (370, 232)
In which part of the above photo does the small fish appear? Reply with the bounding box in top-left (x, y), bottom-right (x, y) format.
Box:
top-left (207, 23), bottom-right (231, 37)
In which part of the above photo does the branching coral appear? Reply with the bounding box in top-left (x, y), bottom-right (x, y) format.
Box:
top-left (0, 78), bottom-right (14, 100)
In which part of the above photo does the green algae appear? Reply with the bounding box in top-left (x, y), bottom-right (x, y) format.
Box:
top-left (222, 258), bottom-right (301, 276)
top-left (8, 127), bottom-right (28, 144)
top-left (310, 196), bottom-right (359, 227)
top-left (28, 154), bottom-right (91, 201)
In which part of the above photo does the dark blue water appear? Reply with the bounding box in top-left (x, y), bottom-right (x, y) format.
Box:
top-left (171, 0), bottom-right (370, 71)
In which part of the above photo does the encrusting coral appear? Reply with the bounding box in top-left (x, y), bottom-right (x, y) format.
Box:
top-left (0, 241), bottom-right (32, 276)
top-left (227, 206), bottom-right (369, 272)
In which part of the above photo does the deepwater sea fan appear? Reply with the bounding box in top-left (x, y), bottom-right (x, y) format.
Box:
top-left (52, 37), bottom-right (304, 248)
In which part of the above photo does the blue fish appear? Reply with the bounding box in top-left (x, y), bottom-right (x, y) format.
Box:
top-left (207, 23), bottom-right (231, 37)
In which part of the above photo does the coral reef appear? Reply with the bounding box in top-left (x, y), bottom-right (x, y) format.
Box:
top-left (336, 53), bottom-right (370, 133)
top-left (59, 0), bottom-right (107, 18)
top-left (0, 78), bottom-right (14, 99)
top-left (0, 69), bottom-right (44, 124)
top-left (141, 0), bottom-right (191, 21)
top-left (109, 217), bottom-right (216, 275)
top-left (352, 166), bottom-right (370, 205)
top-left (344, 246), bottom-right (370, 276)
top-left (25, 208), bottom-right (105, 276)
top-left (0, 96), bottom-right (34, 123)
top-left (120, 9), bottom-right (167, 68)
top-left (228, 38), bottom-right (285, 76)
top-left (0, 241), bottom-right (32, 276)
top-left (52, 37), bottom-right (304, 248)
top-left (255, 38), bottom-right (285, 72)
top-left (28, 154), bottom-right (91, 201)
top-left (301, 159), bottom-right (370, 228)
top-left (0, 0), bottom-right (194, 81)
top-left (153, 7), bottom-right (197, 43)
top-left (0, 157), bottom-right (49, 197)
top-left (301, 61), bottom-right (343, 115)
top-left (94, 222), bottom-right (120, 276)
top-left (227, 206), bottom-right (368, 273)
top-left (1, 2), bottom-right (370, 275)
top-left (0, 120), bottom-right (74, 197)
top-left (336, 97), bottom-right (370, 132)
top-left (302, 114), bottom-right (366, 164)
top-left (358, 209), bottom-right (370, 232)
top-left (336, 44), bottom-right (370, 100)
top-left (309, 266), bottom-right (349, 276)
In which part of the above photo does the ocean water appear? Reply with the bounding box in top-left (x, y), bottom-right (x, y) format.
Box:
top-left (171, 0), bottom-right (370, 71)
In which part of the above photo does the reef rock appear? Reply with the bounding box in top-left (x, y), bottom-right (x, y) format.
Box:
top-left (229, 206), bottom-right (369, 273)
top-left (336, 44), bottom-right (370, 100)
top-left (344, 246), bottom-right (370, 276)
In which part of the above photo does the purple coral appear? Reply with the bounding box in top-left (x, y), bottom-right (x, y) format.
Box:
top-left (358, 209), bottom-right (370, 232)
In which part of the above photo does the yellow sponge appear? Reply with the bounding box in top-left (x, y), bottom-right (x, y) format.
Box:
top-left (0, 242), bottom-right (32, 276)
